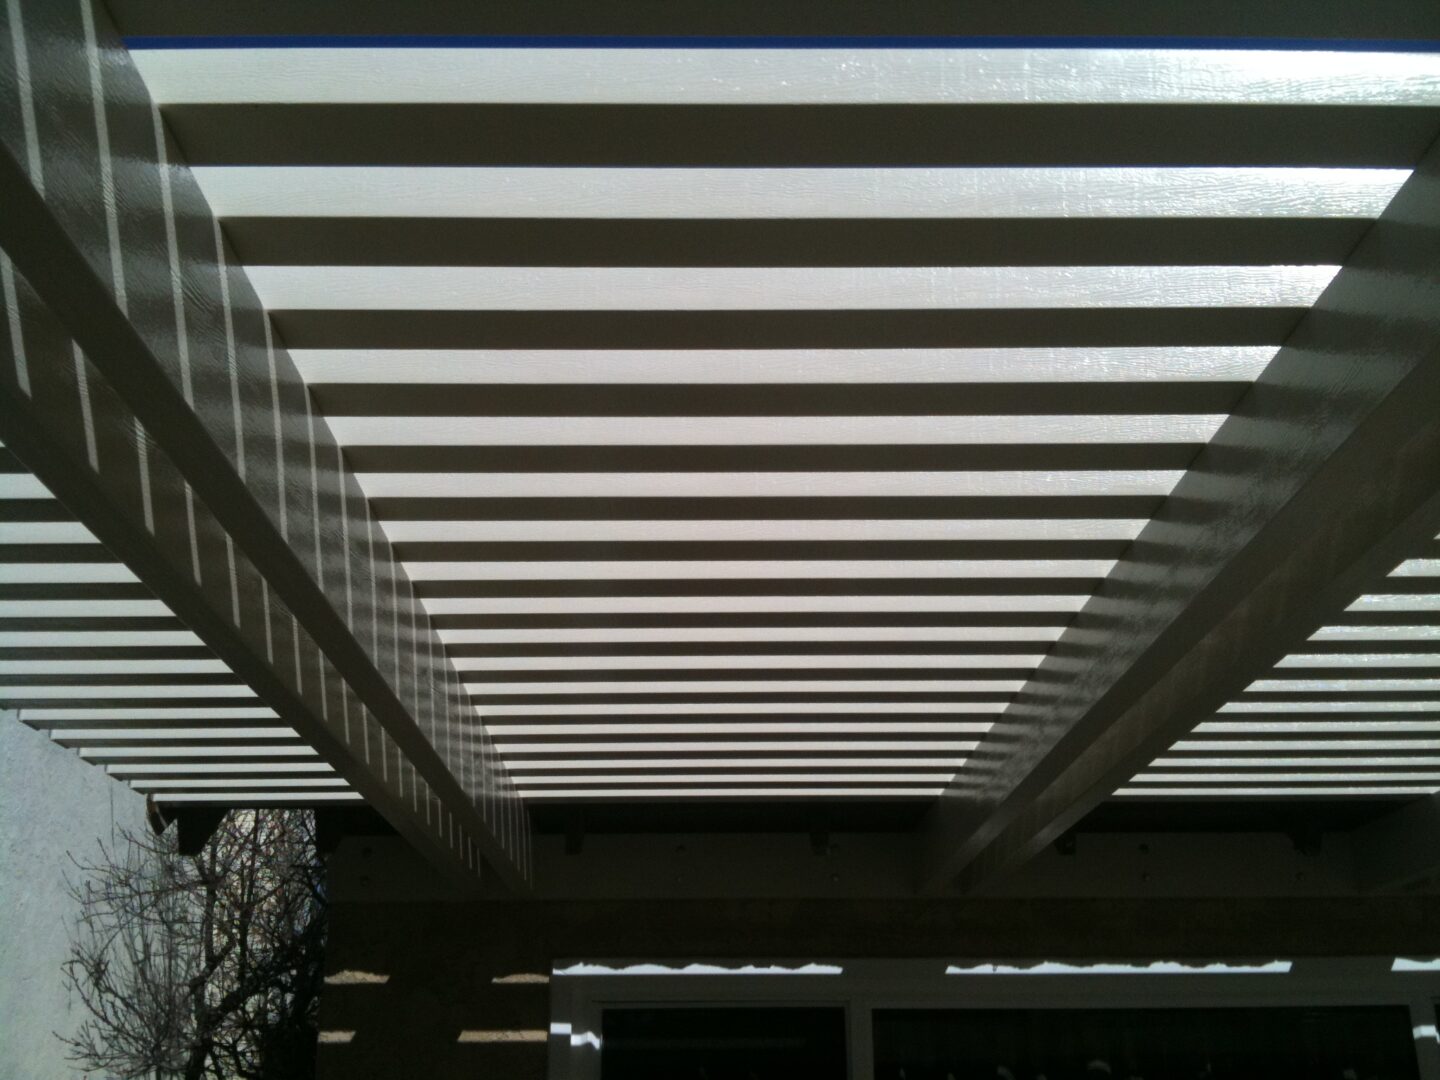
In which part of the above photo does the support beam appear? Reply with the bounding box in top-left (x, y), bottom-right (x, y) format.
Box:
top-left (0, 0), bottom-right (529, 888)
top-left (328, 895), bottom-right (1440, 968)
top-left (1351, 794), bottom-right (1440, 893)
top-left (919, 135), bottom-right (1440, 893)
top-left (104, 0), bottom-right (1440, 42)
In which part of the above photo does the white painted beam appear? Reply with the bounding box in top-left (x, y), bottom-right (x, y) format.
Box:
top-left (248, 264), bottom-right (1338, 312)
top-left (131, 46), bottom-right (1440, 107)
top-left (291, 347), bottom-right (1277, 385)
top-left (192, 165), bottom-right (1409, 220)
top-left (333, 415), bottom-right (1221, 447)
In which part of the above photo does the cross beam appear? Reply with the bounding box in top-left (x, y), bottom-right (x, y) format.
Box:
top-left (0, 0), bottom-right (529, 890)
top-left (920, 137), bottom-right (1440, 893)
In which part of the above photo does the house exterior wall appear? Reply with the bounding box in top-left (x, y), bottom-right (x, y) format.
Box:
top-left (316, 837), bottom-right (1440, 1080)
top-left (0, 716), bottom-right (152, 1080)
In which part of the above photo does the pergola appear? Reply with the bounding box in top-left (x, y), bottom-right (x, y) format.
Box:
top-left (4, 8), bottom-right (1440, 1064)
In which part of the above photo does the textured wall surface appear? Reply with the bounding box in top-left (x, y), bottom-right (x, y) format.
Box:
top-left (0, 717), bottom-right (152, 1080)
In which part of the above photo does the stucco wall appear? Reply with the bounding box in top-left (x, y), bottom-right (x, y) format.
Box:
top-left (0, 716), bottom-right (152, 1080)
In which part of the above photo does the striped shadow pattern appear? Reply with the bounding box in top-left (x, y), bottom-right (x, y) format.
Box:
top-left (0, 453), bottom-right (358, 805)
top-left (1125, 540), bottom-right (1440, 799)
top-left (128, 38), bottom-right (1440, 803)
top-left (0, 0), bottom-right (528, 885)
top-left (0, 257), bottom-right (528, 883)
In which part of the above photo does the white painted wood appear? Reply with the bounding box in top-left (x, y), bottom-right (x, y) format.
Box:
top-left (355, 469), bottom-right (1179, 498)
top-left (387, 519), bottom-right (1149, 542)
top-left (453, 654), bottom-right (1044, 671)
top-left (291, 346), bottom-right (1277, 385)
top-left (440, 626), bottom-right (1067, 644)
top-left (498, 740), bottom-right (980, 755)
top-left (425, 595), bottom-right (1090, 615)
top-left (408, 559), bottom-right (1115, 580)
top-left (132, 46), bottom-right (1440, 106)
top-left (486, 715), bottom-right (997, 728)
top-left (192, 165), bottom-right (1409, 219)
top-left (247, 264), bottom-right (1338, 311)
top-left (333, 414), bottom-right (1221, 447)
top-left (470, 678), bottom-right (1025, 695)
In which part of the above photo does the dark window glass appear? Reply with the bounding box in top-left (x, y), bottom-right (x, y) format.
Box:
top-left (874, 1006), bottom-right (1418, 1080)
top-left (602, 1006), bottom-right (846, 1080)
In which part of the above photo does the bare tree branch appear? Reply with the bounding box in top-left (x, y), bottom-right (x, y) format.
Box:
top-left (59, 810), bottom-right (327, 1080)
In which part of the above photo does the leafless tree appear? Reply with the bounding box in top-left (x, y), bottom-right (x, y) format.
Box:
top-left (59, 809), bottom-right (326, 1080)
